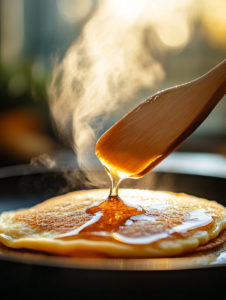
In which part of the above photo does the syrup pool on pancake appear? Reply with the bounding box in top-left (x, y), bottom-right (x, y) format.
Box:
top-left (1, 189), bottom-right (226, 257)
top-left (57, 151), bottom-right (214, 246)
top-left (57, 187), bottom-right (214, 246)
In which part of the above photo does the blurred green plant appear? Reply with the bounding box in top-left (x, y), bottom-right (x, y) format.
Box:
top-left (0, 61), bottom-right (49, 111)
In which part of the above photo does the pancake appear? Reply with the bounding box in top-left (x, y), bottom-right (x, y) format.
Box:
top-left (0, 189), bottom-right (226, 258)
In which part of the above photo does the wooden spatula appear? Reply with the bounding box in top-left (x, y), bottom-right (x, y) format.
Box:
top-left (95, 59), bottom-right (226, 179)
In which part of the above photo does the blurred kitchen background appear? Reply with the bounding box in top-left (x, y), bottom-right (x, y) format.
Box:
top-left (1, 0), bottom-right (226, 172)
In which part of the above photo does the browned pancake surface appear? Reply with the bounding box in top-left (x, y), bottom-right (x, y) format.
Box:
top-left (0, 189), bottom-right (226, 258)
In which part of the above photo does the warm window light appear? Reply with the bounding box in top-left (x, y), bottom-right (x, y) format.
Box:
top-left (109, 0), bottom-right (193, 49)
top-left (109, 0), bottom-right (147, 20)
top-left (201, 0), bottom-right (226, 49)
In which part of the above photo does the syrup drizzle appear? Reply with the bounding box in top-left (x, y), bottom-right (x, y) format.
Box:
top-left (57, 160), bottom-right (213, 244)
top-left (100, 158), bottom-right (126, 197)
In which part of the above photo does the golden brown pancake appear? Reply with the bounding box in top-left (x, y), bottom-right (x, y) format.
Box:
top-left (193, 229), bottom-right (226, 252)
top-left (0, 189), bottom-right (226, 258)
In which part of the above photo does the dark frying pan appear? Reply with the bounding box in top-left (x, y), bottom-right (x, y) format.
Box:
top-left (1, 157), bottom-right (226, 300)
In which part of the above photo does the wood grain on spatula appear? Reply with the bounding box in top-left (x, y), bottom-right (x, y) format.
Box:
top-left (95, 60), bottom-right (226, 178)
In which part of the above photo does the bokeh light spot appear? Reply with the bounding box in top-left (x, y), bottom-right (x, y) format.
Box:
top-left (57, 0), bottom-right (93, 23)
top-left (157, 19), bottom-right (191, 49)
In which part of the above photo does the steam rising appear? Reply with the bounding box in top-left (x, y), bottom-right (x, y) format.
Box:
top-left (47, 0), bottom-right (196, 185)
